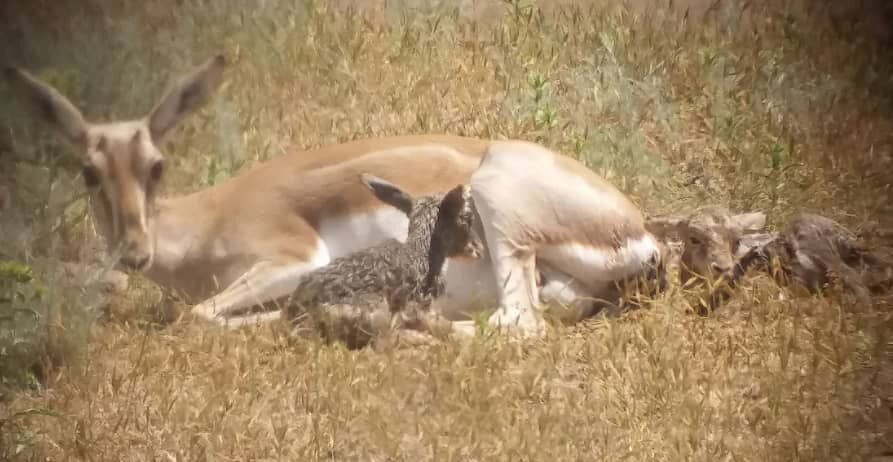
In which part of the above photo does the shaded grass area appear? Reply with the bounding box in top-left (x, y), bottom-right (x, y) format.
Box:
top-left (1, 0), bottom-right (892, 460)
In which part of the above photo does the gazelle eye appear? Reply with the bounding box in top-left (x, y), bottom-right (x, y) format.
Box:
top-left (688, 236), bottom-right (702, 246)
top-left (149, 160), bottom-right (164, 182)
top-left (82, 166), bottom-right (100, 187)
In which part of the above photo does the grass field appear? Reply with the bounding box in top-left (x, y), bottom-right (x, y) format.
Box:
top-left (1, 0), bottom-right (892, 460)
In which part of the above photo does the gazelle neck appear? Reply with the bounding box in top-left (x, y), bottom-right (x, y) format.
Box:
top-left (147, 193), bottom-right (230, 301)
top-left (90, 190), bottom-right (214, 302)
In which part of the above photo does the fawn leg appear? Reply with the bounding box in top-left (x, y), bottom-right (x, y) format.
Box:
top-left (826, 260), bottom-right (872, 305)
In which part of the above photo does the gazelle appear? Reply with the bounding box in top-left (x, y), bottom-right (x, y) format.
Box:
top-left (6, 55), bottom-right (496, 326)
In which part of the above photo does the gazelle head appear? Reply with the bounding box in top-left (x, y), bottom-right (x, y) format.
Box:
top-left (646, 206), bottom-right (767, 286)
top-left (6, 55), bottom-right (225, 271)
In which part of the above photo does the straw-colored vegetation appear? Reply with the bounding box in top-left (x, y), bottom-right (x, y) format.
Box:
top-left (1, 0), bottom-right (891, 460)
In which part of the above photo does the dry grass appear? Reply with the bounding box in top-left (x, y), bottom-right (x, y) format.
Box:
top-left (1, 0), bottom-right (892, 460)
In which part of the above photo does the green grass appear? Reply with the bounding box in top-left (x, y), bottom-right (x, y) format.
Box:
top-left (1, 0), bottom-right (892, 460)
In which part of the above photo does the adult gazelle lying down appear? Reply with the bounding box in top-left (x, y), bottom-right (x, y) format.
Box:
top-left (8, 54), bottom-right (668, 332)
top-left (6, 55), bottom-right (497, 326)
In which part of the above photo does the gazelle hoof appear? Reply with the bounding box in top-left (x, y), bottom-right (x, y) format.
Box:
top-left (488, 309), bottom-right (547, 339)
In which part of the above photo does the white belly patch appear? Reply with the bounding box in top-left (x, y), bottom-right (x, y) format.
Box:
top-left (317, 207), bottom-right (409, 259)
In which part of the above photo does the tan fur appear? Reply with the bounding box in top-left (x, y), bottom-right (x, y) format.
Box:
top-left (707, 213), bottom-right (893, 311)
top-left (149, 143), bottom-right (486, 301)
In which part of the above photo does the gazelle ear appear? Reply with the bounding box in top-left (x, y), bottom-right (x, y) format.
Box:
top-left (729, 212), bottom-right (767, 233)
top-left (5, 66), bottom-right (88, 145)
top-left (360, 173), bottom-right (414, 216)
top-left (147, 54), bottom-right (226, 142)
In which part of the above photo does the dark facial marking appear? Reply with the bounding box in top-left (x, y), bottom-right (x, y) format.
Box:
top-left (82, 164), bottom-right (100, 188)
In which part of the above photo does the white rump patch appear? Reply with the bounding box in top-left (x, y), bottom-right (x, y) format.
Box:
top-left (318, 207), bottom-right (409, 259)
top-left (478, 141), bottom-right (625, 216)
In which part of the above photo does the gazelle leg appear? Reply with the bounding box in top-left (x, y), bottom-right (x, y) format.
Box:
top-left (827, 260), bottom-right (872, 304)
top-left (538, 265), bottom-right (601, 323)
top-left (480, 236), bottom-right (544, 337)
top-left (191, 257), bottom-right (329, 325)
top-left (470, 174), bottom-right (545, 338)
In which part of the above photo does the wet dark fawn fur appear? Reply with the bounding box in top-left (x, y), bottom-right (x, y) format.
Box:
top-left (708, 212), bottom-right (893, 310)
top-left (285, 178), bottom-right (472, 349)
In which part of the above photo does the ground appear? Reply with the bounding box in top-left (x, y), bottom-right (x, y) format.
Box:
top-left (0, 0), bottom-right (892, 460)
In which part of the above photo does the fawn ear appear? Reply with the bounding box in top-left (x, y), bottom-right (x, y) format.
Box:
top-left (6, 66), bottom-right (89, 146)
top-left (729, 212), bottom-right (767, 233)
top-left (360, 173), bottom-right (414, 216)
top-left (735, 232), bottom-right (777, 258)
top-left (645, 214), bottom-right (685, 240)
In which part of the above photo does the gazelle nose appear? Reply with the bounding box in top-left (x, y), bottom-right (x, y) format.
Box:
top-left (711, 262), bottom-right (731, 274)
top-left (120, 241), bottom-right (151, 270)
top-left (121, 254), bottom-right (150, 271)
top-left (133, 255), bottom-right (150, 269)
